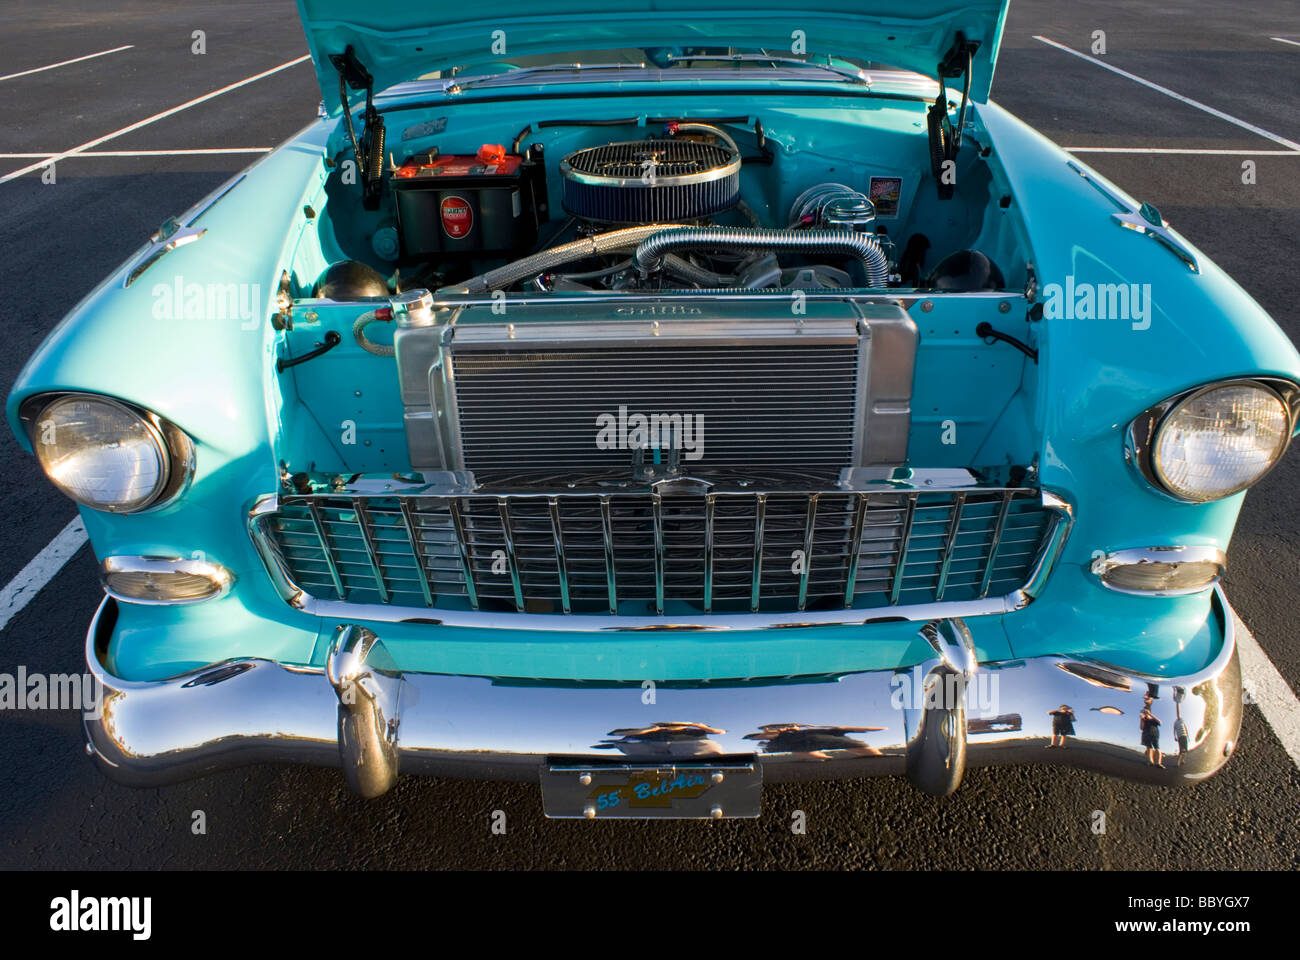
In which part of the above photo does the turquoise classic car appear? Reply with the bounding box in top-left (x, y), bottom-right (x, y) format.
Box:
top-left (9, 0), bottom-right (1299, 817)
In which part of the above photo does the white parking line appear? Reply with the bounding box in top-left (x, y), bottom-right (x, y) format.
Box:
top-left (1233, 611), bottom-right (1300, 770)
top-left (1064, 147), bottom-right (1300, 155)
top-left (0, 149), bottom-right (272, 158)
top-left (0, 54), bottom-right (310, 184)
top-left (0, 517), bottom-right (87, 634)
top-left (0, 44), bottom-right (133, 83)
top-left (1033, 36), bottom-right (1300, 153)
top-left (1271, 37), bottom-right (1300, 48)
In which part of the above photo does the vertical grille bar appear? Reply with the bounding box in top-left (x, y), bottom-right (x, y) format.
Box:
top-left (750, 493), bottom-right (767, 612)
top-left (307, 500), bottom-right (346, 599)
top-left (652, 493), bottom-right (665, 615)
top-left (797, 493), bottom-right (819, 612)
top-left (497, 500), bottom-right (525, 612)
top-left (351, 498), bottom-right (390, 603)
top-left (889, 494), bottom-right (918, 605)
top-left (447, 498), bottom-right (480, 610)
top-left (547, 496), bottom-right (571, 614)
top-left (935, 492), bottom-right (966, 601)
top-left (599, 495), bottom-right (618, 615)
top-left (397, 498), bottom-right (435, 606)
top-left (978, 491), bottom-right (1014, 599)
top-left (842, 493), bottom-right (869, 608)
top-left (703, 493), bottom-right (716, 614)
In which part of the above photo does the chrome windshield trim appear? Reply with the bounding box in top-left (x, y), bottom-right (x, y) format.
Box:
top-left (382, 69), bottom-right (934, 103)
top-left (446, 62), bottom-right (650, 93)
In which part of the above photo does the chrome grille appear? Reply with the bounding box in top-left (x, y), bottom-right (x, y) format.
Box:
top-left (261, 487), bottom-right (1056, 616)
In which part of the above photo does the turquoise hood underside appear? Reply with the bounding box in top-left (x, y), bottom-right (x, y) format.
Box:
top-left (295, 0), bottom-right (1010, 113)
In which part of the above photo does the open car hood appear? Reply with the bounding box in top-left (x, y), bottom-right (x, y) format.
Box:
top-left (296, 0), bottom-right (1010, 114)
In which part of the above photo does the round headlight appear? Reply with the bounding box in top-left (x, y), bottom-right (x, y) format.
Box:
top-left (1151, 382), bottom-right (1291, 502)
top-left (33, 395), bottom-right (170, 512)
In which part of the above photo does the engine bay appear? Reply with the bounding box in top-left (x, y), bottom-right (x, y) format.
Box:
top-left (302, 96), bottom-right (1031, 302)
top-left (274, 89), bottom-right (1040, 487)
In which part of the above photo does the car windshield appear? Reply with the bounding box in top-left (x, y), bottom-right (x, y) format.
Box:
top-left (422, 47), bottom-right (920, 88)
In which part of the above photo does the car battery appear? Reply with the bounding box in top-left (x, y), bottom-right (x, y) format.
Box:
top-left (391, 145), bottom-right (546, 260)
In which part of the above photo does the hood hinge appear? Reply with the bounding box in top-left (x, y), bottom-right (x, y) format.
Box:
top-left (928, 32), bottom-right (981, 201)
top-left (329, 45), bottom-right (386, 211)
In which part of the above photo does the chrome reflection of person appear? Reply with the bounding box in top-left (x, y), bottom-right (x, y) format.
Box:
top-left (1046, 704), bottom-right (1076, 748)
top-left (1174, 715), bottom-right (1190, 767)
top-left (1173, 686), bottom-right (1190, 766)
top-left (1139, 700), bottom-right (1164, 768)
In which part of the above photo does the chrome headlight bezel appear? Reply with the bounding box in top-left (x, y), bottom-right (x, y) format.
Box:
top-left (1126, 377), bottom-right (1300, 503)
top-left (19, 392), bottom-right (195, 513)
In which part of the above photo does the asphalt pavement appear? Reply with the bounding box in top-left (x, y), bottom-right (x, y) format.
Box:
top-left (0, 0), bottom-right (1298, 870)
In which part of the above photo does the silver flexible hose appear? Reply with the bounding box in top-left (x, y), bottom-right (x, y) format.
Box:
top-left (443, 224), bottom-right (688, 294)
top-left (635, 226), bottom-right (890, 287)
top-left (352, 310), bottom-right (393, 356)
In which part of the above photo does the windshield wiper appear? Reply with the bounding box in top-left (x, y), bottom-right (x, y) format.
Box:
top-left (447, 62), bottom-right (648, 93)
top-left (663, 54), bottom-right (871, 87)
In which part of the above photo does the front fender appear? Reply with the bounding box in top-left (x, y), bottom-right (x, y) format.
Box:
top-left (977, 101), bottom-right (1300, 660)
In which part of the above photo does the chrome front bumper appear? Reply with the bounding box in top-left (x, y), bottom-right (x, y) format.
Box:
top-left (84, 589), bottom-right (1242, 801)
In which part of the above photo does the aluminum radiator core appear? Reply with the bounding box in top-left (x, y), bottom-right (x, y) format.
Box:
top-left (394, 298), bottom-right (917, 482)
top-left (559, 139), bottom-right (741, 222)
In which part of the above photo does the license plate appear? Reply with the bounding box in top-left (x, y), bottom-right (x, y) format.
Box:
top-left (540, 763), bottom-right (762, 819)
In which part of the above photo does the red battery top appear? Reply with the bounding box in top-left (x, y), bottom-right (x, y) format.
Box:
top-left (395, 149), bottom-right (523, 180)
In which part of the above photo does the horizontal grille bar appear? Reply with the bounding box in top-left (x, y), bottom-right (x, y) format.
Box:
top-left (260, 487), bottom-right (1056, 617)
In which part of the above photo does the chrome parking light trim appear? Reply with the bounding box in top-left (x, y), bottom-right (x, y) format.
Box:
top-left (1093, 545), bottom-right (1227, 597)
top-left (99, 555), bottom-right (234, 605)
